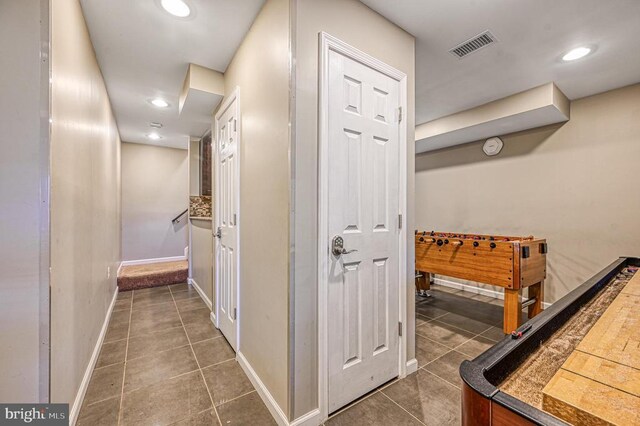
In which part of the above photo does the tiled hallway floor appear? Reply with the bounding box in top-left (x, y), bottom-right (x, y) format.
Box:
top-left (79, 284), bottom-right (511, 426)
top-left (327, 286), bottom-right (516, 426)
top-left (77, 283), bottom-right (275, 426)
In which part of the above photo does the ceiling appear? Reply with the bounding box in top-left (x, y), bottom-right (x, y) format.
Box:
top-left (80, 0), bottom-right (265, 149)
top-left (361, 0), bottom-right (640, 124)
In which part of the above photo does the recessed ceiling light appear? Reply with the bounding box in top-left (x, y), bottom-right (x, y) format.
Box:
top-left (150, 98), bottom-right (169, 108)
top-left (562, 46), bottom-right (591, 61)
top-left (161, 0), bottom-right (191, 18)
top-left (148, 133), bottom-right (162, 140)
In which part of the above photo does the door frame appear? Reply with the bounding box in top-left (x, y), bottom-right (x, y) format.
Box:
top-left (317, 32), bottom-right (408, 420)
top-left (213, 87), bottom-right (241, 350)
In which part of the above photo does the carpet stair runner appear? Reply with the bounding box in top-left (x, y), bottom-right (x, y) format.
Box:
top-left (117, 260), bottom-right (188, 291)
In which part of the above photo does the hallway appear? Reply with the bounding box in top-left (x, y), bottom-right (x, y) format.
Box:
top-left (77, 284), bottom-right (275, 425)
top-left (79, 283), bottom-right (507, 426)
top-left (4, 0), bottom-right (640, 424)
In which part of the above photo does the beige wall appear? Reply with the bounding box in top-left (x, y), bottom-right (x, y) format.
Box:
top-left (416, 84), bottom-right (640, 303)
top-left (0, 0), bottom-right (49, 402)
top-left (221, 0), bottom-right (291, 414)
top-left (121, 142), bottom-right (188, 261)
top-left (187, 139), bottom-right (212, 304)
top-left (49, 0), bottom-right (122, 408)
top-left (292, 0), bottom-right (416, 419)
top-left (190, 220), bottom-right (213, 304)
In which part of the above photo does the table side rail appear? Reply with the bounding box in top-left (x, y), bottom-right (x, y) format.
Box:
top-left (416, 238), bottom-right (515, 288)
top-left (459, 257), bottom-right (634, 425)
top-left (415, 231), bottom-right (534, 241)
top-left (518, 239), bottom-right (547, 288)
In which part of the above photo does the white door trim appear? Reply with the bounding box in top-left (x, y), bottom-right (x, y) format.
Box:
top-left (214, 87), bottom-right (241, 351)
top-left (317, 32), bottom-right (408, 421)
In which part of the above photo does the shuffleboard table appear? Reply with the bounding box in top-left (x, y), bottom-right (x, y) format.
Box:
top-left (415, 231), bottom-right (548, 334)
top-left (460, 257), bottom-right (640, 425)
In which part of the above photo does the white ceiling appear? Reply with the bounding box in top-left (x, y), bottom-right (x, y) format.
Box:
top-left (80, 0), bottom-right (265, 149)
top-left (361, 0), bottom-right (640, 124)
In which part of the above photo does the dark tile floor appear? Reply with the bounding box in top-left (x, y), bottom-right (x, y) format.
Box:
top-left (79, 283), bottom-right (511, 426)
top-left (327, 286), bottom-right (516, 426)
top-left (77, 283), bottom-right (275, 426)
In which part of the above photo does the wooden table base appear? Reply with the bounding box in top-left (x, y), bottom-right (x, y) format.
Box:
top-left (503, 281), bottom-right (544, 334)
top-left (418, 271), bottom-right (544, 335)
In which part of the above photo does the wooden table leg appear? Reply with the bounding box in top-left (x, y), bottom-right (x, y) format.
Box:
top-left (416, 271), bottom-right (431, 292)
top-left (528, 281), bottom-right (544, 319)
top-left (503, 288), bottom-right (522, 334)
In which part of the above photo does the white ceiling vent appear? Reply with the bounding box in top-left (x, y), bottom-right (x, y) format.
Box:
top-left (449, 30), bottom-right (497, 58)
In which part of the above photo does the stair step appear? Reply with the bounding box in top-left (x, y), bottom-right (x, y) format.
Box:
top-left (118, 260), bottom-right (188, 292)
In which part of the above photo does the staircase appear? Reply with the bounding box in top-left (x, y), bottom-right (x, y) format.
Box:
top-left (117, 260), bottom-right (188, 292)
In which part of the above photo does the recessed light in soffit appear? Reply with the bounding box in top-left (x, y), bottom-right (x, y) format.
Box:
top-left (149, 98), bottom-right (169, 108)
top-left (562, 46), bottom-right (592, 61)
top-left (160, 0), bottom-right (191, 18)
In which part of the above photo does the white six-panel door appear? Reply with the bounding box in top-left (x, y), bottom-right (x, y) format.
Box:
top-left (327, 48), bottom-right (401, 413)
top-left (214, 90), bottom-right (240, 351)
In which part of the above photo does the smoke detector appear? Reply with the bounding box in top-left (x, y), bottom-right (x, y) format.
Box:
top-left (449, 30), bottom-right (497, 59)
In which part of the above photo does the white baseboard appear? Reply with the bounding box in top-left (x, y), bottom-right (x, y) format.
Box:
top-left (237, 351), bottom-right (290, 426)
top-left (210, 311), bottom-right (217, 328)
top-left (290, 409), bottom-right (321, 426)
top-left (432, 277), bottom-right (502, 298)
top-left (405, 358), bottom-right (418, 376)
top-left (188, 278), bottom-right (212, 310)
top-left (69, 287), bottom-right (119, 425)
top-left (432, 278), bottom-right (551, 309)
top-left (236, 348), bottom-right (408, 426)
top-left (120, 255), bottom-right (187, 268)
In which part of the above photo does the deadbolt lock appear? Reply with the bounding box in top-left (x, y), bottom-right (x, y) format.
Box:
top-left (331, 235), bottom-right (357, 257)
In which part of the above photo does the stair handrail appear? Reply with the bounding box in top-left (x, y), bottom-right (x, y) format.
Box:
top-left (172, 208), bottom-right (189, 224)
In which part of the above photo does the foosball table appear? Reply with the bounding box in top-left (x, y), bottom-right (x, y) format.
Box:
top-left (415, 231), bottom-right (548, 334)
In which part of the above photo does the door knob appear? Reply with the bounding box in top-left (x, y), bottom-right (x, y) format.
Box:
top-left (331, 235), bottom-right (358, 257)
top-left (215, 227), bottom-right (222, 238)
